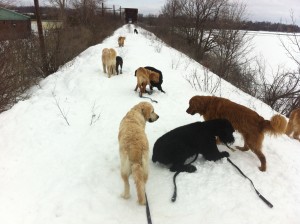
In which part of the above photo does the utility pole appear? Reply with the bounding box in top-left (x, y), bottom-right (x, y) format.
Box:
top-left (34, 0), bottom-right (48, 76)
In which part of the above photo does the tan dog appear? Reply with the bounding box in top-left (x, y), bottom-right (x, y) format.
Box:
top-left (186, 95), bottom-right (287, 172)
top-left (134, 67), bottom-right (160, 97)
top-left (286, 108), bottom-right (300, 141)
top-left (102, 48), bottom-right (117, 78)
top-left (118, 36), bottom-right (126, 47)
top-left (118, 102), bottom-right (159, 205)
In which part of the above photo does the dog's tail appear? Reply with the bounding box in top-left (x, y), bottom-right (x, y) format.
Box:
top-left (263, 114), bottom-right (287, 136)
top-left (132, 163), bottom-right (146, 205)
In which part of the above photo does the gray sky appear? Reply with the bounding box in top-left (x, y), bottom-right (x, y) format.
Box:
top-left (17, 0), bottom-right (300, 25)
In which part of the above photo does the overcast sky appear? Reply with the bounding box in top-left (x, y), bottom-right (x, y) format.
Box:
top-left (17, 0), bottom-right (300, 25)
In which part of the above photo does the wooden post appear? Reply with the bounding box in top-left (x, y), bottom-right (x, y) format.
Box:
top-left (102, 2), bottom-right (104, 16)
top-left (34, 0), bottom-right (48, 75)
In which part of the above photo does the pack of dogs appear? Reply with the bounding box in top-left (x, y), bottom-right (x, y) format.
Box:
top-left (101, 31), bottom-right (166, 96)
top-left (101, 27), bottom-right (299, 206)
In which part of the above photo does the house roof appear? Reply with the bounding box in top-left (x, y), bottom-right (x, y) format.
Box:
top-left (0, 7), bottom-right (30, 21)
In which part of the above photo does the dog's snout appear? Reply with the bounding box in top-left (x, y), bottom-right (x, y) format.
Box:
top-left (225, 134), bottom-right (235, 145)
top-left (149, 114), bottom-right (159, 123)
top-left (186, 107), bottom-right (194, 115)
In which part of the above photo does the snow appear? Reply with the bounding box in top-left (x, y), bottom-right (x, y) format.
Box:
top-left (0, 24), bottom-right (299, 224)
top-left (247, 31), bottom-right (299, 77)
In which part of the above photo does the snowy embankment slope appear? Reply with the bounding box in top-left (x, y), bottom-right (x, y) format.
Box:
top-left (0, 25), bottom-right (299, 224)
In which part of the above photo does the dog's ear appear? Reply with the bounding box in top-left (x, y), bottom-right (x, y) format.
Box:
top-left (142, 106), bottom-right (151, 120)
top-left (150, 72), bottom-right (159, 83)
top-left (149, 73), bottom-right (153, 80)
top-left (192, 96), bottom-right (210, 113)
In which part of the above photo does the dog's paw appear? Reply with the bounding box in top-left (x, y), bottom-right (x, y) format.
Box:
top-left (138, 199), bottom-right (146, 205)
top-left (259, 166), bottom-right (266, 172)
top-left (170, 166), bottom-right (178, 172)
top-left (121, 193), bottom-right (131, 199)
top-left (221, 151), bottom-right (230, 158)
top-left (185, 165), bottom-right (197, 173)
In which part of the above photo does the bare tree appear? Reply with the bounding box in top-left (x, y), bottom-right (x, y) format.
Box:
top-left (211, 3), bottom-right (253, 79)
top-left (160, 0), bottom-right (181, 45)
top-left (276, 11), bottom-right (300, 114)
top-left (279, 11), bottom-right (300, 67)
top-left (48, 0), bottom-right (69, 22)
top-left (71, 0), bottom-right (104, 24)
top-left (257, 68), bottom-right (300, 115)
top-left (161, 0), bottom-right (228, 60)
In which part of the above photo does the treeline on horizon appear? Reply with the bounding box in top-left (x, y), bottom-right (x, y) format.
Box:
top-left (241, 21), bottom-right (300, 33)
top-left (9, 6), bottom-right (300, 33)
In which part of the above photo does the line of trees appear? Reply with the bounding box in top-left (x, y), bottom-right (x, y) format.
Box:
top-left (241, 21), bottom-right (300, 33)
top-left (140, 0), bottom-right (299, 115)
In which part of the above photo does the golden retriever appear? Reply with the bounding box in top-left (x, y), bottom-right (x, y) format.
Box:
top-left (286, 108), bottom-right (300, 141)
top-left (118, 36), bottom-right (126, 47)
top-left (118, 102), bottom-right (159, 205)
top-left (186, 95), bottom-right (287, 172)
top-left (102, 48), bottom-right (117, 78)
top-left (134, 67), bottom-right (160, 97)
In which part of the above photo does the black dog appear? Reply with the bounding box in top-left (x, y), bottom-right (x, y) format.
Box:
top-left (152, 119), bottom-right (235, 172)
top-left (144, 66), bottom-right (165, 93)
top-left (116, 56), bottom-right (123, 75)
top-left (134, 28), bottom-right (138, 34)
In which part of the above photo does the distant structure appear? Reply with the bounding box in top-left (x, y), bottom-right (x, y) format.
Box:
top-left (0, 7), bottom-right (31, 41)
top-left (124, 8), bottom-right (138, 23)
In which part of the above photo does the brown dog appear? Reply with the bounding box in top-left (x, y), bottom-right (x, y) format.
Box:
top-left (134, 67), bottom-right (159, 97)
top-left (286, 108), bottom-right (300, 141)
top-left (118, 36), bottom-right (126, 47)
top-left (102, 48), bottom-right (117, 78)
top-left (118, 102), bottom-right (159, 205)
top-left (186, 95), bottom-right (287, 172)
